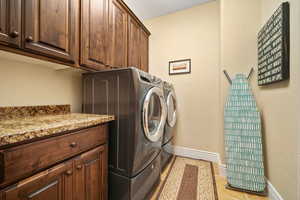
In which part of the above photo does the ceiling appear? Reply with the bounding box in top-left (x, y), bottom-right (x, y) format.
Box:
top-left (123, 0), bottom-right (214, 21)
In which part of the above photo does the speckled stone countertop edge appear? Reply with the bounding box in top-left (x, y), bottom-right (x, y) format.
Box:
top-left (0, 114), bottom-right (114, 147)
top-left (0, 105), bottom-right (71, 120)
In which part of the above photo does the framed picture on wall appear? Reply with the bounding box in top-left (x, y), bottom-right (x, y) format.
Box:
top-left (169, 59), bottom-right (191, 75)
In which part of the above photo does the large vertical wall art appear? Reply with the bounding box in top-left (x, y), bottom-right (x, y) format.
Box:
top-left (257, 2), bottom-right (290, 86)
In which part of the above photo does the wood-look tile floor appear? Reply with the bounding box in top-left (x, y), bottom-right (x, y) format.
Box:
top-left (213, 164), bottom-right (269, 200)
top-left (151, 157), bottom-right (269, 200)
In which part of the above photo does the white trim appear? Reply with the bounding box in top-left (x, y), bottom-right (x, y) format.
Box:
top-left (169, 145), bottom-right (220, 163)
top-left (218, 163), bottom-right (227, 177)
top-left (219, 165), bottom-right (283, 200)
top-left (267, 180), bottom-right (284, 200)
top-left (169, 145), bottom-right (283, 200)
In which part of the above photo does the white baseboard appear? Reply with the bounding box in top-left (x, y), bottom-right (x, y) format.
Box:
top-left (267, 180), bottom-right (284, 200)
top-left (219, 164), bottom-right (283, 200)
top-left (168, 145), bottom-right (220, 163)
top-left (169, 145), bottom-right (283, 200)
top-left (218, 163), bottom-right (227, 177)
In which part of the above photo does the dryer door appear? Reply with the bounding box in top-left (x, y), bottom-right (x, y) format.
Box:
top-left (143, 87), bottom-right (167, 142)
top-left (167, 91), bottom-right (177, 127)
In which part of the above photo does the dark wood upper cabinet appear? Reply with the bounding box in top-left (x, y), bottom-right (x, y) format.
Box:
top-left (74, 145), bottom-right (108, 200)
top-left (81, 0), bottom-right (109, 70)
top-left (0, 0), bottom-right (21, 47)
top-left (127, 16), bottom-right (141, 69)
top-left (1, 160), bottom-right (73, 200)
top-left (140, 28), bottom-right (149, 72)
top-left (0, 0), bottom-right (150, 72)
top-left (23, 0), bottom-right (79, 63)
top-left (108, 0), bottom-right (150, 72)
top-left (108, 0), bottom-right (128, 68)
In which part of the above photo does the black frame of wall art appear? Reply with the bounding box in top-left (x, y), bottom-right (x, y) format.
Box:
top-left (257, 2), bottom-right (290, 86)
top-left (169, 59), bottom-right (191, 75)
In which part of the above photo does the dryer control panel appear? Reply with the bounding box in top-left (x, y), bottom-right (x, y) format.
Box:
top-left (134, 67), bottom-right (162, 85)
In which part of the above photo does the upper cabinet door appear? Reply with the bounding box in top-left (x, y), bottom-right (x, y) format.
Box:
top-left (108, 0), bottom-right (127, 68)
top-left (81, 0), bottom-right (109, 70)
top-left (0, 0), bottom-right (21, 47)
top-left (127, 17), bottom-right (140, 69)
top-left (74, 145), bottom-right (108, 200)
top-left (140, 29), bottom-right (149, 72)
top-left (2, 160), bottom-right (73, 200)
top-left (24, 0), bottom-right (79, 62)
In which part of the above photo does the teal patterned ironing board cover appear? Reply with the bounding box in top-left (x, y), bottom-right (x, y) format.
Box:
top-left (224, 74), bottom-right (266, 192)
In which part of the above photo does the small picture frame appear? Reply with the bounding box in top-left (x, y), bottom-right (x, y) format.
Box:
top-left (169, 59), bottom-right (191, 75)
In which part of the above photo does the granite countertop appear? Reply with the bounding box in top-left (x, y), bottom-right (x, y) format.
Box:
top-left (0, 105), bottom-right (114, 147)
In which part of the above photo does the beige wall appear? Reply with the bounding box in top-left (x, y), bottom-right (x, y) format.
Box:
top-left (145, 1), bottom-right (221, 152)
top-left (0, 51), bottom-right (83, 113)
top-left (259, 1), bottom-right (300, 199)
top-left (219, 0), bottom-right (262, 163)
top-left (146, 0), bottom-right (299, 199)
top-left (220, 0), bottom-right (300, 199)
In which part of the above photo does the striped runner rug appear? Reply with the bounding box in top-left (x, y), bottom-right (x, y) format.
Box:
top-left (156, 156), bottom-right (218, 200)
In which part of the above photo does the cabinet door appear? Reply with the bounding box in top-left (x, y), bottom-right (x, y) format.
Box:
top-left (140, 29), bottom-right (149, 72)
top-left (24, 0), bottom-right (79, 62)
top-left (108, 0), bottom-right (127, 68)
top-left (127, 17), bottom-right (140, 69)
top-left (81, 0), bottom-right (109, 70)
top-left (1, 160), bottom-right (73, 200)
top-left (74, 145), bottom-right (108, 200)
top-left (0, 0), bottom-right (21, 47)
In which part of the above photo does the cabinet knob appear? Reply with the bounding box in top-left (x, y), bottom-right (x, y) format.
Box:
top-left (76, 165), bottom-right (82, 170)
top-left (9, 31), bottom-right (19, 38)
top-left (26, 36), bottom-right (33, 42)
top-left (70, 142), bottom-right (77, 148)
top-left (66, 170), bottom-right (72, 176)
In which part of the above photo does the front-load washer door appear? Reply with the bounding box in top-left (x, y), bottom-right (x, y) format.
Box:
top-left (143, 87), bottom-right (167, 142)
top-left (166, 91), bottom-right (177, 127)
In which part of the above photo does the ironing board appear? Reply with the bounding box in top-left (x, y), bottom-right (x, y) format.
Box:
top-left (224, 74), bottom-right (266, 193)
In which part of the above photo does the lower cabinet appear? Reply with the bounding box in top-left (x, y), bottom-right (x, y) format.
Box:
top-left (1, 160), bottom-right (74, 200)
top-left (74, 145), bottom-right (108, 200)
top-left (0, 145), bottom-right (108, 200)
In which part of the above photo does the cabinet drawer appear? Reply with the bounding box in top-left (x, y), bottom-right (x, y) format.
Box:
top-left (0, 125), bottom-right (108, 187)
top-left (1, 159), bottom-right (73, 200)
